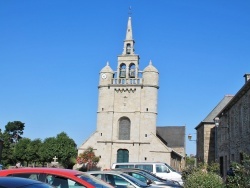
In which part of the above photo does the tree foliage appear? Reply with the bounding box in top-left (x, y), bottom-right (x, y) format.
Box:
top-left (5, 121), bottom-right (25, 143)
top-left (184, 170), bottom-right (224, 188)
top-left (226, 153), bottom-right (250, 188)
top-left (38, 137), bottom-right (58, 165)
top-left (0, 132), bottom-right (15, 167)
top-left (26, 139), bottom-right (42, 166)
top-left (13, 138), bottom-right (31, 165)
top-left (77, 146), bottom-right (99, 171)
top-left (0, 121), bottom-right (77, 169)
top-left (55, 132), bottom-right (77, 168)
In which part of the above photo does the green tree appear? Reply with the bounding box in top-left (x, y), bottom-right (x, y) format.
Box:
top-left (55, 132), bottom-right (77, 169)
top-left (5, 121), bottom-right (25, 143)
top-left (0, 132), bottom-right (15, 167)
top-left (27, 139), bottom-right (42, 167)
top-left (186, 155), bottom-right (196, 167)
top-left (38, 137), bottom-right (57, 166)
top-left (13, 138), bottom-right (31, 166)
top-left (0, 121), bottom-right (25, 167)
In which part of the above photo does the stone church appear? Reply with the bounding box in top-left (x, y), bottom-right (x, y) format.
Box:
top-left (78, 16), bottom-right (185, 170)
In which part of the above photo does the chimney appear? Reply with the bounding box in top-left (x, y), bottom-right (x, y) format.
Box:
top-left (244, 74), bottom-right (250, 83)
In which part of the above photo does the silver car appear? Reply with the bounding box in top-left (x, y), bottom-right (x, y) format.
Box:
top-left (88, 170), bottom-right (166, 188)
top-left (112, 168), bottom-right (182, 187)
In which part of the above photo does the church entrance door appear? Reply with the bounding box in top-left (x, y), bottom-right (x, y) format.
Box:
top-left (117, 149), bottom-right (129, 162)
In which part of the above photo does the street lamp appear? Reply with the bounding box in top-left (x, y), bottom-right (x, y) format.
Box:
top-left (188, 134), bottom-right (196, 141)
top-left (214, 117), bottom-right (220, 127)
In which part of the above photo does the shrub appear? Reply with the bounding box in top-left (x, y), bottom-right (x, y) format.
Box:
top-left (226, 153), bottom-right (250, 188)
top-left (184, 170), bottom-right (225, 188)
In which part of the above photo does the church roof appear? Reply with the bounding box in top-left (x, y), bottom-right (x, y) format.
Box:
top-left (100, 62), bottom-right (113, 73)
top-left (143, 60), bottom-right (158, 73)
top-left (156, 126), bottom-right (185, 148)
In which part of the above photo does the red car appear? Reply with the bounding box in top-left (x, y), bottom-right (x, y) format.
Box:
top-left (0, 167), bottom-right (114, 188)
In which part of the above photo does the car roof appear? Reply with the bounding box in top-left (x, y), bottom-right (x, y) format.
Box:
top-left (88, 170), bottom-right (124, 175)
top-left (0, 167), bottom-right (81, 176)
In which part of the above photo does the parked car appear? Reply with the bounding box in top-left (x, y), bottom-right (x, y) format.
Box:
top-left (111, 162), bottom-right (183, 186)
top-left (0, 167), bottom-right (114, 188)
top-left (0, 176), bottom-right (54, 188)
top-left (88, 170), bottom-right (166, 188)
top-left (112, 168), bottom-right (182, 187)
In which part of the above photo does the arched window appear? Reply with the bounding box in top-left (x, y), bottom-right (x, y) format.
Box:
top-left (119, 64), bottom-right (126, 78)
top-left (129, 64), bottom-right (135, 78)
top-left (117, 149), bottom-right (129, 162)
top-left (118, 117), bottom-right (130, 140)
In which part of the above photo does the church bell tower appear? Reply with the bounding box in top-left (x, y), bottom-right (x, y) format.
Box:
top-left (79, 16), bottom-right (166, 170)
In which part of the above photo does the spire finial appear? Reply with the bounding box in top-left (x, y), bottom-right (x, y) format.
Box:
top-left (128, 6), bottom-right (132, 16)
top-left (106, 61), bottom-right (109, 66)
top-left (149, 60), bottom-right (152, 65)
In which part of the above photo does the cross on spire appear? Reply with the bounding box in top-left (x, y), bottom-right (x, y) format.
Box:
top-left (128, 6), bottom-right (132, 16)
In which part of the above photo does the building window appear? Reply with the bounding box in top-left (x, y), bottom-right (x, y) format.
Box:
top-left (118, 117), bottom-right (131, 140)
top-left (117, 149), bottom-right (129, 162)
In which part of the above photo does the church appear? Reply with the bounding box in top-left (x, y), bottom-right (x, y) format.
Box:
top-left (78, 16), bottom-right (185, 171)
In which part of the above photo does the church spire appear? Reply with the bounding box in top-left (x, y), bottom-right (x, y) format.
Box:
top-left (122, 16), bottom-right (135, 55)
top-left (125, 17), bottom-right (133, 40)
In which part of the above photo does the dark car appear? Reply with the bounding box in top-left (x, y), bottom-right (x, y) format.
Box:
top-left (112, 168), bottom-right (182, 187)
top-left (0, 176), bottom-right (54, 188)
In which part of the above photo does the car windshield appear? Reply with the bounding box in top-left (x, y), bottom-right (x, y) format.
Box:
top-left (120, 173), bottom-right (149, 187)
top-left (76, 173), bottom-right (113, 188)
top-left (138, 171), bottom-right (161, 181)
top-left (164, 163), bottom-right (176, 172)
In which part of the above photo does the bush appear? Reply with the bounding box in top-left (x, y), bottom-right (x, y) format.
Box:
top-left (184, 170), bottom-right (225, 188)
top-left (226, 153), bottom-right (250, 188)
top-left (182, 165), bottom-right (199, 182)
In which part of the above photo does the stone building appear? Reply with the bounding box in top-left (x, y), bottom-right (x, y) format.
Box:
top-left (215, 74), bottom-right (250, 177)
top-left (78, 16), bottom-right (185, 170)
top-left (195, 95), bottom-right (233, 164)
top-left (195, 74), bottom-right (250, 178)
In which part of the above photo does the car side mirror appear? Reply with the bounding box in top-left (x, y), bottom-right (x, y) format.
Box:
top-left (165, 168), bottom-right (170, 173)
top-left (146, 179), bottom-right (153, 185)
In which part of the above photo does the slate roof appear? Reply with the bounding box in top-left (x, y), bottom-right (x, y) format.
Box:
top-left (156, 126), bottom-right (185, 148)
top-left (217, 76), bottom-right (250, 116)
top-left (195, 95), bottom-right (234, 129)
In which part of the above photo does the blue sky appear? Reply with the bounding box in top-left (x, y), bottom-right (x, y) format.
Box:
top-left (0, 0), bottom-right (249, 156)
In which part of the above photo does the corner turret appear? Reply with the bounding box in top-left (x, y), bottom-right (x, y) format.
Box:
top-left (143, 60), bottom-right (159, 87)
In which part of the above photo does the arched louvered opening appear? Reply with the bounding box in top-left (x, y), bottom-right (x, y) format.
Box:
top-left (129, 63), bottom-right (135, 78)
top-left (118, 117), bottom-right (130, 140)
top-left (119, 64), bottom-right (126, 78)
top-left (126, 43), bottom-right (131, 54)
